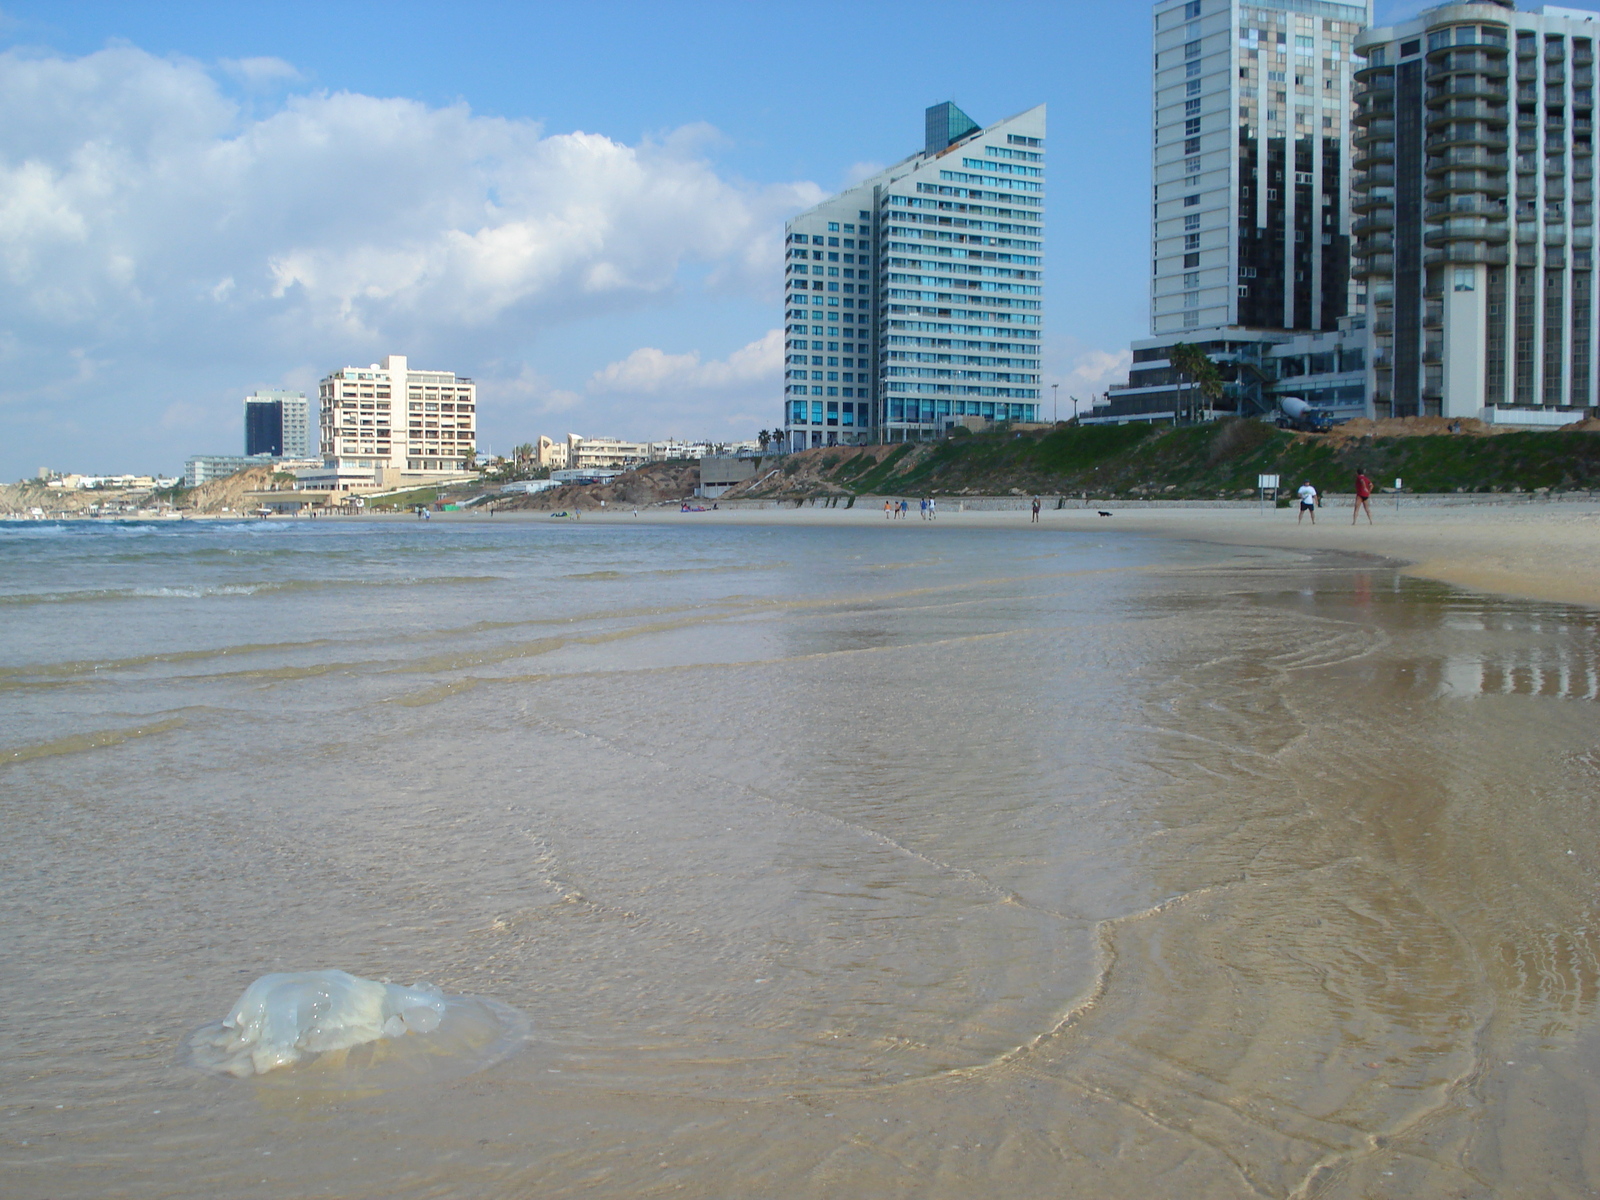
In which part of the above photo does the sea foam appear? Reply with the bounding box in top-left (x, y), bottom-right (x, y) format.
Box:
top-left (189, 970), bottom-right (448, 1077)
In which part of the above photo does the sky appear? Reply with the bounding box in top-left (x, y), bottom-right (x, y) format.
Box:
top-left (0, 0), bottom-right (1594, 479)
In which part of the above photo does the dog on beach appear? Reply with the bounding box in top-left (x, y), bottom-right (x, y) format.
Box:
top-left (1097, 510), bottom-right (1113, 517)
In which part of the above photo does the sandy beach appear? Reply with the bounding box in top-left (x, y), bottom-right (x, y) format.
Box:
top-left (429, 496), bottom-right (1600, 611)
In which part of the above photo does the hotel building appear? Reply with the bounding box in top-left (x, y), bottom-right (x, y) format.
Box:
top-left (1353, 2), bottom-right (1600, 422)
top-left (781, 101), bottom-right (1045, 450)
top-left (243, 390), bottom-right (310, 459)
top-left (315, 355), bottom-right (477, 487)
top-left (1098, 0), bottom-right (1373, 424)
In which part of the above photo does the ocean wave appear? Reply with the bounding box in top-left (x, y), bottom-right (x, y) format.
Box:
top-left (0, 576), bottom-right (502, 607)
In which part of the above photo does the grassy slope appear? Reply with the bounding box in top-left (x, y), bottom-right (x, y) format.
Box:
top-left (813, 423), bottom-right (1600, 498)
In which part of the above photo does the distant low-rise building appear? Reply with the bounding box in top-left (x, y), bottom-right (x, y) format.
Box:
top-left (185, 454), bottom-right (274, 488)
top-left (535, 435), bottom-right (568, 470)
top-left (698, 456), bottom-right (758, 498)
top-left (566, 435), bottom-right (648, 470)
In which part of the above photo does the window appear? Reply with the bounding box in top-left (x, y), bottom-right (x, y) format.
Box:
top-left (1184, 251), bottom-right (1201, 267)
top-left (1184, 1), bottom-right (1201, 17)
top-left (843, 224), bottom-right (855, 232)
top-left (828, 238), bottom-right (839, 247)
top-left (1184, 193), bottom-right (1200, 206)
top-left (1187, 59), bottom-right (1202, 77)
top-left (1188, 79), bottom-right (1203, 95)
top-left (1186, 98), bottom-right (1202, 115)
top-left (1401, 39), bottom-right (1420, 56)
top-left (1185, 39), bottom-right (1202, 59)
top-left (1185, 233), bottom-right (1201, 249)
top-left (828, 222), bottom-right (839, 232)
top-left (1185, 271), bottom-right (1200, 287)
top-left (1185, 213), bottom-right (1201, 229)
top-left (1454, 266), bottom-right (1476, 292)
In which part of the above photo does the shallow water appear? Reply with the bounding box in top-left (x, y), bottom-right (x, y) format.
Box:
top-left (2, 517), bottom-right (1598, 1198)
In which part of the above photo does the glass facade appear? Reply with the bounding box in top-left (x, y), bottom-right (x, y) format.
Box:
top-left (781, 102), bottom-right (1044, 450)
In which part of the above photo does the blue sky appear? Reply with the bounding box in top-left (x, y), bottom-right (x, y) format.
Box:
top-left (0, 0), bottom-right (1593, 478)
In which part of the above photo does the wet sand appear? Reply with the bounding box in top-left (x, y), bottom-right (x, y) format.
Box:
top-left (2, 517), bottom-right (1598, 1198)
top-left (468, 498), bottom-right (1600, 610)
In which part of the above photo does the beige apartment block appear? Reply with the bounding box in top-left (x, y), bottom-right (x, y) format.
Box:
top-left (565, 435), bottom-right (648, 470)
top-left (317, 355), bottom-right (477, 485)
top-left (535, 435), bottom-right (569, 470)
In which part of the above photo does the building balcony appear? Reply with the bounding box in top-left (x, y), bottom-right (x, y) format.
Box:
top-left (1423, 345), bottom-right (1443, 365)
top-left (1358, 166), bottom-right (1398, 189)
top-left (1355, 64), bottom-right (1396, 90)
top-left (1353, 182), bottom-right (1396, 206)
top-left (1426, 131), bottom-right (1509, 154)
top-left (1354, 120), bottom-right (1397, 146)
top-left (1426, 78), bottom-right (1510, 105)
top-left (1425, 197), bottom-right (1508, 220)
top-left (1426, 101), bottom-right (1508, 129)
top-left (1425, 305), bottom-right (1444, 328)
top-left (1352, 212), bottom-right (1395, 236)
top-left (1576, 229), bottom-right (1595, 248)
top-left (1426, 52), bottom-right (1508, 81)
top-left (1425, 220), bottom-right (1509, 246)
top-left (1428, 149), bottom-right (1509, 173)
top-left (1353, 253), bottom-right (1395, 278)
top-left (1425, 173), bottom-right (1510, 202)
top-left (1360, 232), bottom-right (1396, 253)
top-left (1423, 242), bottom-right (1509, 266)
top-left (1577, 162), bottom-right (1596, 181)
top-left (1547, 227), bottom-right (1568, 246)
top-left (1354, 146), bottom-right (1396, 171)
top-left (1372, 317), bottom-right (1394, 334)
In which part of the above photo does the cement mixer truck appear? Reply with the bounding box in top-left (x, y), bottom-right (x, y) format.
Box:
top-left (1275, 396), bottom-right (1336, 433)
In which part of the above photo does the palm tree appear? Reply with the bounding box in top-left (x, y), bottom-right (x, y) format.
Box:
top-left (1168, 343), bottom-right (1224, 426)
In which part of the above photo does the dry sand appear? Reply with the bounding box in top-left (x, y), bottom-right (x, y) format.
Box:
top-left (444, 497), bottom-right (1600, 610)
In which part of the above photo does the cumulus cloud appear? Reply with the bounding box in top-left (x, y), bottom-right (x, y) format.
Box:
top-left (587, 329), bottom-right (781, 395)
top-left (219, 56), bottom-right (303, 89)
top-left (0, 44), bottom-right (820, 474)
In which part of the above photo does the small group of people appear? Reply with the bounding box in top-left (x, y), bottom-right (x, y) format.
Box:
top-left (883, 499), bottom-right (910, 519)
top-left (919, 497), bottom-right (937, 520)
top-left (1294, 467), bottom-right (1376, 525)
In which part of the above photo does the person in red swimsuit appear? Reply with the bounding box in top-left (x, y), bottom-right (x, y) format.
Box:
top-left (1352, 467), bottom-right (1374, 525)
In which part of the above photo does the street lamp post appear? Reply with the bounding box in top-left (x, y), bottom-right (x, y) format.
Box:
top-left (1052, 382), bottom-right (1059, 425)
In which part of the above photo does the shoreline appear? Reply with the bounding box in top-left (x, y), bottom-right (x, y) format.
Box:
top-left (8, 497), bottom-right (1596, 610)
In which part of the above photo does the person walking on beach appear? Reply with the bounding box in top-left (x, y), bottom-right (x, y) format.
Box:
top-left (1297, 480), bottom-right (1318, 525)
top-left (1352, 468), bottom-right (1374, 525)
top-left (885, 500), bottom-right (892, 520)
top-left (928, 497), bottom-right (936, 520)
top-left (1031, 496), bottom-right (1041, 523)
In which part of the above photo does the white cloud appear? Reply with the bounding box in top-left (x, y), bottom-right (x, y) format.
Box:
top-left (0, 44), bottom-right (822, 473)
top-left (219, 57), bottom-right (304, 89)
top-left (587, 329), bottom-right (781, 396)
top-left (1063, 348), bottom-right (1132, 397)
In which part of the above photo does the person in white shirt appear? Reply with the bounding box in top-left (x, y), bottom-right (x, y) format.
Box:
top-left (1297, 481), bottom-right (1318, 525)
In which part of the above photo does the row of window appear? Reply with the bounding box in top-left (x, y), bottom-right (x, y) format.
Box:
top-left (888, 194), bottom-right (1042, 227)
top-left (887, 261), bottom-right (1041, 280)
top-left (884, 244), bottom-right (1042, 265)
top-left (789, 389), bottom-right (866, 404)
top-left (787, 369), bottom-right (866, 383)
top-left (883, 228), bottom-right (1041, 251)
top-left (914, 181), bottom-right (1044, 208)
top-left (788, 235), bottom-right (867, 249)
top-left (788, 339), bottom-right (865, 351)
top-left (786, 355), bottom-right (866, 368)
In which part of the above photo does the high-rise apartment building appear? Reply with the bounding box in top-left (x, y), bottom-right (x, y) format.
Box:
top-left (1152, 0), bottom-right (1371, 337)
top-left (317, 355), bottom-right (476, 484)
top-left (243, 389), bottom-right (310, 459)
top-left (1354, 2), bottom-right (1600, 421)
top-left (781, 102), bottom-right (1045, 451)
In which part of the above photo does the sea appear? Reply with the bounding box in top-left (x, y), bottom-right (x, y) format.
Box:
top-left (2, 514), bottom-right (1599, 1198)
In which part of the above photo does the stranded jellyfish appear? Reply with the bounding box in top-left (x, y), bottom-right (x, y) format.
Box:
top-left (186, 969), bottom-right (529, 1084)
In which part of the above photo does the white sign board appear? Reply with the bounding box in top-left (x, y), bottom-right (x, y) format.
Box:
top-left (1394, 478), bottom-right (1402, 489)
top-left (1258, 474), bottom-right (1280, 489)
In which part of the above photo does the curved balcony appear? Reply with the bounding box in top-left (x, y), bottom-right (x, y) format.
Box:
top-left (1426, 148), bottom-right (1508, 174)
top-left (1422, 242), bottom-right (1510, 266)
top-left (1357, 165), bottom-right (1397, 188)
top-left (1359, 232), bottom-right (1395, 254)
top-left (1426, 77), bottom-right (1510, 104)
top-left (1424, 305), bottom-right (1444, 328)
top-left (1547, 226), bottom-right (1568, 246)
top-left (1355, 64), bottom-right (1397, 89)
top-left (1352, 211), bottom-right (1395, 237)
top-left (1424, 220), bottom-right (1510, 246)
top-left (1352, 254), bottom-right (1395, 279)
top-left (1426, 49), bottom-right (1509, 79)
top-left (1425, 197), bottom-right (1509, 220)
top-left (1354, 119), bottom-right (1396, 147)
top-left (1426, 100), bottom-right (1508, 129)
top-left (1354, 144), bottom-right (1397, 171)
top-left (1425, 129), bottom-right (1509, 154)
top-left (1353, 186), bottom-right (1398, 213)
top-left (1425, 172), bottom-right (1510, 202)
